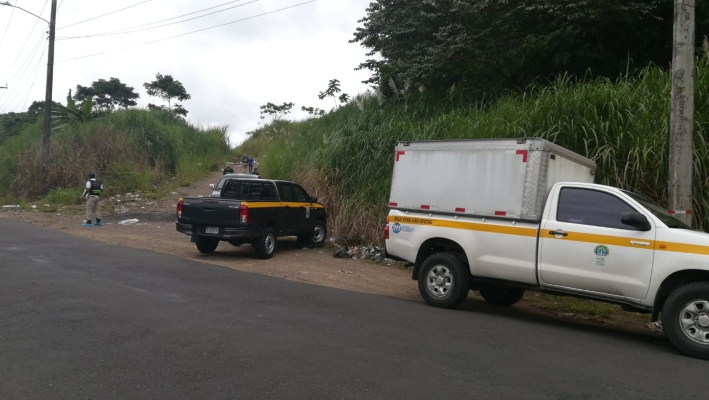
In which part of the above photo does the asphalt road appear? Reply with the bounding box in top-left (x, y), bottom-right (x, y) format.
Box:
top-left (0, 219), bottom-right (704, 400)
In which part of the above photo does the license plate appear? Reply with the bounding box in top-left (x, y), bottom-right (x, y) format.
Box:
top-left (205, 226), bottom-right (219, 234)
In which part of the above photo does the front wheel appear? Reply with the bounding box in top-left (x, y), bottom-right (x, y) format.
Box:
top-left (298, 220), bottom-right (327, 248)
top-left (254, 228), bottom-right (276, 259)
top-left (478, 284), bottom-right (525, 306)
top-left (418, 252), bottom-right (471, 309)
top-left (662, 282), bottom-right (709, 360)
top-left (196, 237), bottom-right (219, 254)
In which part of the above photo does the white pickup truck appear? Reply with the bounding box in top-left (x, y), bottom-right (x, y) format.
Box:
top-left (384, 138), bottom-right (709, 360)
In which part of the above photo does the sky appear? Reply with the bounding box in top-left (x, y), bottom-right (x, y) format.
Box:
top-left (0, 0), bottom-right (375, 146)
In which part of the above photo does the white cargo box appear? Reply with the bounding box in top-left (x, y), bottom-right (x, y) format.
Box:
top-left (388, 138), bottom-right (596, 221)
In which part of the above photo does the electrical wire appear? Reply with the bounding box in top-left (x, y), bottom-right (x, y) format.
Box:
top-left (57, 0), bottom-right (318, 63)
top-left (57, 0), bottom-right (253, 39)
top-left (56, 0), bottom-right (260, 40)
top-left (19, 43), bottom-right (48, 112)
top-left (58, 0), bottom-right (153, 30)
top-left (0, 32), bottom-right (47, 112)
top-left (0, 0), bottom-right (49, 81)
top-left (0, 0), bottom-right (18, 55)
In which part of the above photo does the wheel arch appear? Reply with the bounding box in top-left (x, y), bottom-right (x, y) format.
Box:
top-left (413, 237), bottom-right (469, 280)
top-left (652, 270), bottom-right (709, 321)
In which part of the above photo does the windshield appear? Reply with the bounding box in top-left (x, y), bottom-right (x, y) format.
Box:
top-left (622, 190), bottom-right (692, 229)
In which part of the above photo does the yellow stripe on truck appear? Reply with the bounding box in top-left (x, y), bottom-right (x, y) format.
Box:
top-left (391, 215), bottom-right (709, 255)
top-left (241, 201), bottom-right (325, 209)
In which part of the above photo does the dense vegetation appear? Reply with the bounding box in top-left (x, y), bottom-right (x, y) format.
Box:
top-left (243, 60), bottom-right (709, 243)
top-left (0, 109), bottom-right (230, 203)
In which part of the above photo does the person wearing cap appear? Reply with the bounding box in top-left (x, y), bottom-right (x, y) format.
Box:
top-left (81, 172), bottom-right (103, 227)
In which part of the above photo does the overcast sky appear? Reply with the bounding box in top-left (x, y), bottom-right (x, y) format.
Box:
top-left (0, 0), bottom-right (374, 146)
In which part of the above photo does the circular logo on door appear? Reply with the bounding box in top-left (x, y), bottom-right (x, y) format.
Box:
top-left (392, 223), bottom-right (402, 234)
top-left (594, 245), bottom-right (610, 257)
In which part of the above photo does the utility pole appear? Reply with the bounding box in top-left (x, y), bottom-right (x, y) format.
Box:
top-left (41, 0), bottom-right (57, 171)
top-left (669, 0), bottom-right (695, 226)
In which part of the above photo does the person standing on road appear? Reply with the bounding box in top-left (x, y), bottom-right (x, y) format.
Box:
top-left (81, 172), bottom-right (103, 227)
top-left (248, 155), bottom-right (254, 173)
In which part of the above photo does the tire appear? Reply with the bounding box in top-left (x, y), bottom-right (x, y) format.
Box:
top-left (298, 220), bottom-right (327, 248)
top-left (418, 252), bottom-right (471, 309)
top-left (661, 282), bottom-right (709, 360)
top-left (478, 284), bottom-right (525, 306)
top-left (254, 228), bottom-right (276, 259)
top-left (196, 237), bottom-right (219, 254)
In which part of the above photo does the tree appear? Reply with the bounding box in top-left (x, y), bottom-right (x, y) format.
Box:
top-left (301, 106), bottom-right (325, 117)
top-left (350, 0), bottom-right (703, 98)
top-left (74, 77), bottom-right (139, 111)
top-left (318, 79), bottom-right (349, 108)
top-left (259, 102), bottom-right (295, 122)
top-left (143, 73), bottom-right (191, 116)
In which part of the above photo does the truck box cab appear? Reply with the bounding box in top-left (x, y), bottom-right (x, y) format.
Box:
top-left (385, 138), bottom-right (709, 360)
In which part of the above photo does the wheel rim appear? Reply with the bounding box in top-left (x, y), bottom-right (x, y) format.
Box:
top-left (312, 224), bottom-right (325, 243)
top-left (679, 299), bottom-right (709, 345)
top-left (425, 264), bottom-right (453, 298)
top-left (264, 233), bottom-right (275, 254)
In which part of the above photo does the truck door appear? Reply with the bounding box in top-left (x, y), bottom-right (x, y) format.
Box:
top-left (290, 183), bottom-right (316, 234)
top-left (538, 186), bottom-right (656, 300)
top-left (275, 182), bottom-right (296, 235)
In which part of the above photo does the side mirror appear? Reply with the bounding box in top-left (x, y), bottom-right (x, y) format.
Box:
top-left (209, 184), bottom-right (215, 189)
top-left (622, 211), bottom-right (651, 231)
top-left (310, 196), bottom-right (318, 203)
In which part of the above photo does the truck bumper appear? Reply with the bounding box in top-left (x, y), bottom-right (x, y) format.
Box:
top-left (175, 222), bottom-right (261, 240)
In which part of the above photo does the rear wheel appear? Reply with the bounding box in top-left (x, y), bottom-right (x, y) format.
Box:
top-left (254, 228), bottom-right (276, 259)
top-left (662, 282), bottom-right (709, 360)
top-left (196, 237), bottom-right (219, 254)
top-left (418, 252), bottom-right (471, 309)
top-left (478, 284), bottom-right (525, 306)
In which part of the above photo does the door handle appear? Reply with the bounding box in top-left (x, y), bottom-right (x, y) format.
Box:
top-left (548, 230), bottom-right (568, 237)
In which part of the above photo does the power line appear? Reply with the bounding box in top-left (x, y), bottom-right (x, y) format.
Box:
top-left (0, 32), bottom-right (46, 112)
top-left (0, 0), bottom-right (18, 54)
top-left (58, 0), bottom-right (153, 30)
top-left (59, 0), bottom-right (259, 40)
top-left (58, 0), bottom-right (254, 40)
top-left (19, 42), bottom-right (48, 112)
top-left (57, 0), bottom-right (318, 63)
top-left (0, 0), bottom-right (49, 81)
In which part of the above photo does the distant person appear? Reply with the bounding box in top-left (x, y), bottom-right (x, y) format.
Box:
top-left (81, 172), bottom-right (103, 227)
top-left (242, 154), bottom-right (248, 172)
top-left (248, 155), bottom-right (254, 173)
top-left (222, 163), bottom-right (234, 175)
top-left (251, 168), bottom-right (259, 176)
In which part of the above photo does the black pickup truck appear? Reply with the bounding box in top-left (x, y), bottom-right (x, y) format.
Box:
top-left (176, 178), bottom-right (327, 259)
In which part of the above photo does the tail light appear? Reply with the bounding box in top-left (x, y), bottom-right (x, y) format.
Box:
top-left (177, 198), bottom-right (183, 218)
top-left (384, 215), bottom-right (390, 240)
top-left (240, 205), bottom-right (252, 224)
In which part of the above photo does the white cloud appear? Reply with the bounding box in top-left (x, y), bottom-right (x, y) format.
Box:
top-left (0, 0), bottom-right (374, 146)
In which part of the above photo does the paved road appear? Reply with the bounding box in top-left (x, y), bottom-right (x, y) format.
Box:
top-left (0, 219), bottom-right (704, 400)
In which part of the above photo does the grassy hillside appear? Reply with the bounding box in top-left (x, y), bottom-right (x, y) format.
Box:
top-left (242, 62), bottom-right (709, 243)
top-left (0, 109), bottom-right (231, 203)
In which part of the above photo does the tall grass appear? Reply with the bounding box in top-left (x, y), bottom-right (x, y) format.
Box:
top-left (0, 109), bottom-right (230, 201)
top-left (241, 61), bottom-right (709, 243)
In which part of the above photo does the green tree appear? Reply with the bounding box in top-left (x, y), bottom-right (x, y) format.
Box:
top-left (350, 0), bottom-right (709, 98)
top-left (74, 77), bottom-right (139, 111)
top-left (301, 106), bottom-right (325, 117)
top-left (143, 73), bottom-right (191, 117)
top-left (318, 79), bottom-right (349, 108)
top-left (259, 102), bottom-right (295, 123)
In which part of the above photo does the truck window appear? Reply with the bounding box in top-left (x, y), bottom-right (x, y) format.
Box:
top-left (556, 188), bottom-right (641, 230)
top-left (291, 184), bottom-right (311, 202)
top-left (277, 182), bottom-right (294, 202)
top-left (222, 181), bottom-right (278, 200)
top-left (622, 190), bottom-right (691, 229)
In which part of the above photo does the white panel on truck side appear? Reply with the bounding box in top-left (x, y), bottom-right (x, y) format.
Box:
top-left (390, 143), bottom-right (529, 217)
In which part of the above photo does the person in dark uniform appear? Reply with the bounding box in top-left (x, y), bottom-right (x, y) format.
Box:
top-left (223, 163), bottom-right (234, 175)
